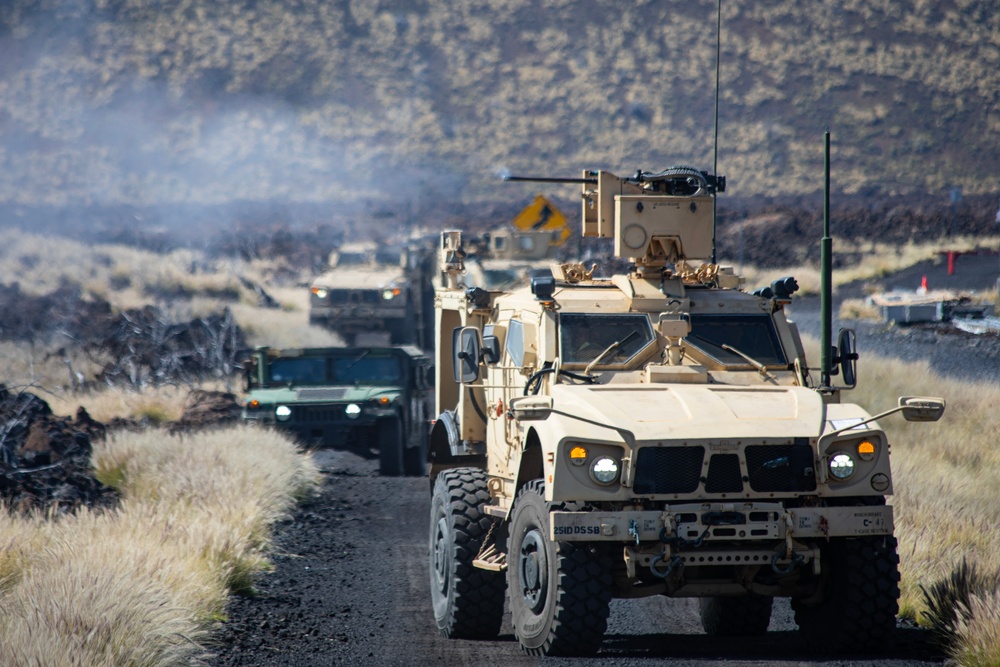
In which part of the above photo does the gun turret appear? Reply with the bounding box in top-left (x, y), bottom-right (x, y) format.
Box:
top-left (506, 166), bottom-right (724, 271)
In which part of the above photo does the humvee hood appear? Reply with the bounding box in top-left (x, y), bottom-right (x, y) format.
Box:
top-left (548, 383), bottom-right (825, 441)
top-left (247, 386), bottom-right (400, 404)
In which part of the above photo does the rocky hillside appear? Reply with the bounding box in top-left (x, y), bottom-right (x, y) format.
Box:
top-left (0, 0), bottom-right (997, 226)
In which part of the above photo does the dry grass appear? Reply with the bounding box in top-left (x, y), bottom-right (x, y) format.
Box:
top-left (838, 297), bottom-right (881, 320)
top-left (0, 425), bottom-right (320, 666)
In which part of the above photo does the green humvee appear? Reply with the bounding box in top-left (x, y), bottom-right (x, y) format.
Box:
top-left (241, 345), bottom-right (432, 476)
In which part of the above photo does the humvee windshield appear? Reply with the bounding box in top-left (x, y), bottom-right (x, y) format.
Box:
top-left (686, 314), bottom-right (788, 367)
top-left (559, 313), bottom-right (654, 366)
top-left (268, 355), bottom-right (402, 385)
top-left (270, 357), bottom-right (328, 384)
top-left (332, 356), bottom-right (402, 384)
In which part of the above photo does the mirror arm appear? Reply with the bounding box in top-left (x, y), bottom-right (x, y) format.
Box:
top-left (822, 406), bottom-right (904, 449)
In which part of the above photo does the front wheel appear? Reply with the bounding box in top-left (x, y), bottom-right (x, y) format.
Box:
top-left (508, 480), bottom-right (612, 656)
top-left (429, 468), bottom-right (506, 639)
top-left (793, 534), bottom-right (900, 653)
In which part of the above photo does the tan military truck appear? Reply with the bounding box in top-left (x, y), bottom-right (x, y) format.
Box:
top-left (427, 166), bottom-right (945, 656)
top-left (309, 240), bottom-right (434, 348)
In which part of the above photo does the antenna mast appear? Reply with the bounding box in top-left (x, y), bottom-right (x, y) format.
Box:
top-left (711, 0), bottom-right (722, 264)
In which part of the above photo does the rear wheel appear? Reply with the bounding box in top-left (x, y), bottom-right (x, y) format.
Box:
top-left (699, 595), bottom-right (773, 636)
top-left (508, 480), bottom-right (612, 656)
top-left (377, 417), bottom-right (404, 476)
top-left (793, 534), bottom-right (900, 653)
top-left (429, 468), bottom-right (506, 639)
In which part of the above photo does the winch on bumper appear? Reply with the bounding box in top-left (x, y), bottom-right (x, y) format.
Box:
top-left (550, 501), bottom-right (893, 585)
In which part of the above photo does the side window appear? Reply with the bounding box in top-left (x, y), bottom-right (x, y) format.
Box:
top-left (506, 320), bottom-right (525, 367)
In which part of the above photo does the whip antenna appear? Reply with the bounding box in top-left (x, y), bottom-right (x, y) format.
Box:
top-left (711, 0), bottom-right (722, 264)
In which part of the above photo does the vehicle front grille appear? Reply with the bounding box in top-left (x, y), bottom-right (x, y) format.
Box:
top-left (633, 446), bottom-right (705, 494)
top-left (633, 442), bottom-right (816, 496)
top-left (745, 443), bottom-right (816, 492)
top-left (291, 404), bottom-right (347, 423)
top-left (704, 453), bottom-right (744, 493)
top-left (328, 289), bottom-right (380, 305)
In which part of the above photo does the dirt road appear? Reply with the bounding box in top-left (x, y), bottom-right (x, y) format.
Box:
top-left (207, 449), bottom-right (943, 667)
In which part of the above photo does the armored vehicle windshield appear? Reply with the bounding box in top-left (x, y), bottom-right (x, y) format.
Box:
top-left (686, 314), bottom-right (788, 367)
top-left (559, 313), bottom-right (655, 367)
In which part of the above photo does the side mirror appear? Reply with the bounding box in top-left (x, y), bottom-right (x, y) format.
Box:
top-left (482, 335), bottom-right (501, 365)
top-left (508, 395), bottom-right (553, 421)
top-left (242, 360), bottom-right (256, 392)
top-left (836, 328), bottom-right (858, 388)
top-left (452, 327), bottom-right (481, 384)
top-left (899, 396), bottom-right (946, 422)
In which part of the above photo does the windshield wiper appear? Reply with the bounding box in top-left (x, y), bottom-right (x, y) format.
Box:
top-left (345, 349), bottom-right (370, 369)
top-left (721, 344), bottom-right (778, 383)
top-left (585, 330), bottom-right (640, 375)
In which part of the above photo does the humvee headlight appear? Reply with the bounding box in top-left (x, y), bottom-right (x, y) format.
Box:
top-left (382, 288), bottom-right (401, 300)
top-left (345, 403), bottom-right (362, 419)
top-left (311, 287), bottom-right (328, 299)
top-left (569, 446), bottom-right (588, 465)
top-left (275, 405), bottom-right (292, 421)
top-left (829, 453), bottom-right (856, 480)
top-left (857, 440), bottom-right (877, 461)
top-left (591, 456), bottom-right (620, 485)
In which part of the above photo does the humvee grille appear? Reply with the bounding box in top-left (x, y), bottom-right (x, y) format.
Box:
top-left (633, 446), bottom-right (705, 494)
top-left (291, 404), bottom-right (346, 422)
top-left (704, 453), bottom-right (744, 493)
top-left (745, 444), bottom-right (816, 492)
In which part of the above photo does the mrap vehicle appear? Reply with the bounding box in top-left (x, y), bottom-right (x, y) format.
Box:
top-left (241, 345), bottom-right (432, 476)
top-left (426, 166), bottom-right (945, 655)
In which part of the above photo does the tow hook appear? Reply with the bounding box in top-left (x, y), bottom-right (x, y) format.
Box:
top-left (649, 553), bottom-right (684, 579)
top-left (771, 551), bottom-right (805, 575)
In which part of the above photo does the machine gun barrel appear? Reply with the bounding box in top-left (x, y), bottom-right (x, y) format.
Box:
top-left (504, 175), bottom-right (598, 185)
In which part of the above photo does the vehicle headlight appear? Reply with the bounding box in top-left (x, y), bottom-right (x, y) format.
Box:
top-left (829, 453), bottom-right (856, 480)
top-left (345, 403), bottom-right (362, 419)
top-left (382, 288), bottom-right (398, 300)
top-left (311, 287), bottom-right (328, 299)
top-left (590, 456), bottom-right (620, 485)
top-left (275, 405), bottom-right (292, 422)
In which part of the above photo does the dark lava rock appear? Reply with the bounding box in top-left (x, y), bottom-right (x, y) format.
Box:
top-left (0, 386), bottom-right (118, 514)
top-left (169, 390), bottom-right (243, 433)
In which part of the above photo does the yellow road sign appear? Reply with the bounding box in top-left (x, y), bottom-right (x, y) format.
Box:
top-left (513, 196), bottom-right (567, 233)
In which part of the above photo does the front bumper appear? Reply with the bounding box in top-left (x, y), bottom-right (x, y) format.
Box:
top-left (552, 502), bottom-right (892, 585)
top-left (550, 502), bottom-right (893, 542)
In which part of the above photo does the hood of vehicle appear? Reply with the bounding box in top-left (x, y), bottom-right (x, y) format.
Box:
top-left (246, 386), bottom-right (401, 404)
top-left (547, 383), bottom-right (826, 441)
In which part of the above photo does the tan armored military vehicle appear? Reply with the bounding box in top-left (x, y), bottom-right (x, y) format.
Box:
top-left (461, 227), bottom-right (561, 291)
top-left (427, 166), bottom-right (944, 656)
top-left (309, 241), bottom-right (433, 347)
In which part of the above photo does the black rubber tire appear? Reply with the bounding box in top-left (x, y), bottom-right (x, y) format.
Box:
top-left (387, 318), bottom-right (412, 345)
top-left (429, 468), bottom-right (506, 639)
top-left (403, 431), bottom-right (426, 477)
top-left (793, 535), bottom-right (901, 653)
top-left (507, 479), bottom-right (612, 656)
top-left (699, 595), bottom-right (773, 636)
top-left (377, 417), bottom-right (404, 477)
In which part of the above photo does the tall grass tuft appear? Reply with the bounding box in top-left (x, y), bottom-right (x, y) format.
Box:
top-left (0, 424), bottom-right (320, 666)
top-left (921, 559), bottom-right (1000, 650)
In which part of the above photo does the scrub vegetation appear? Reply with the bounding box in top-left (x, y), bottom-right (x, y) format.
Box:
top-left (0, 425), bottom-right (320, 666)
top-left (0, 0), bottom-right (998, 212)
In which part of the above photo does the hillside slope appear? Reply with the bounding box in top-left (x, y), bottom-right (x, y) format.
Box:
top-left (0, 0), bottom-right (997, 215)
